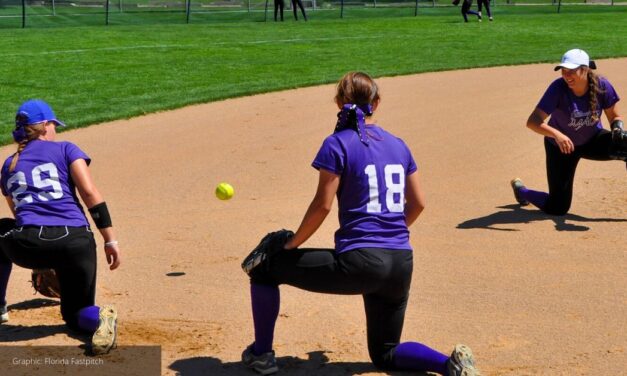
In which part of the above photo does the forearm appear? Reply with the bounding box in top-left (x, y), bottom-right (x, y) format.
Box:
top-left (98, 226), bottom-right (117, 244)
top-left (404, 203), bottom-right (424, 227)
top-left (526, 109), bottom-right (563, 140)
top-left (527, 119), bottom-right (562, 139)
top-left (285, 201), bottom-right (330, 249)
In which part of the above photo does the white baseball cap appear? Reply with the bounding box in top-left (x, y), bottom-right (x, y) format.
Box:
top-left (554, 49), bottom-right (597, 71)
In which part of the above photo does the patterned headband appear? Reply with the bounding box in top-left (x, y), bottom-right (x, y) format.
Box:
top-left (334, 103), bottom-right (373, 146)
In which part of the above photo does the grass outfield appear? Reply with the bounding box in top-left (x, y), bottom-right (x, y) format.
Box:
top-left (0, 6), bottom-right (626, 145)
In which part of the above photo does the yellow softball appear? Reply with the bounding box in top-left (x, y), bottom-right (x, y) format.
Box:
top-left (215, 182), bottom-right (234, 200)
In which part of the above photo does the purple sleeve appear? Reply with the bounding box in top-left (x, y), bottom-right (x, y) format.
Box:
top-left (312, 135), bottom-right (344, 175)
top-left (64, 142), bottom-right (91, 166)
top-left (537, 79), bottom-right (562, 115)
top-left (599, 77), bottom-right (620, 109)
top-left (402, 140), bottom-right (418, 175)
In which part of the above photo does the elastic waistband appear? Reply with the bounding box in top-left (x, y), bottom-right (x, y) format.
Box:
top-left (19, 225), bottom-right (92, 233)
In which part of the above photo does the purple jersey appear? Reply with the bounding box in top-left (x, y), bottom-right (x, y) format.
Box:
top-left (312, 125), bottom-right (417, 253)
top-left (537, 77), bottom-right (620, 146)
top-left (1, 140), bottom-right (91, 227)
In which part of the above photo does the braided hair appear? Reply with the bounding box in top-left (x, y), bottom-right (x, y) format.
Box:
top-left (587, 70), bottom-right (601, 123)
top-left (9, 123), bottom-right (46, 173)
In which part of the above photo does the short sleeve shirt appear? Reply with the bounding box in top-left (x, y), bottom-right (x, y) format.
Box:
top-left (537, 77), bottom-right (620, 146)
top-left (1, 140), bottom-right (91, 227)
top-left (312, 125), bottom-right (417, 253)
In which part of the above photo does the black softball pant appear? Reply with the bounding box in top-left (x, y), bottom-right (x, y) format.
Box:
top-left (274, 0), bottom-right (284, 21)
top-left (252, 247), bottom-right (413, 369)
top-left (477, 0), bottom-right (491, 16)
top-left (461, 0), bottom-right (478, 22)
top-left (543, 130), bottom-right (616, 215)
top-left (0, 218), bottom-right (97, 330)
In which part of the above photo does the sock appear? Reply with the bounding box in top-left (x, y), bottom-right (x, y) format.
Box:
top-left (393, 341), bottom-right (449, 374)
top-left (519, 187), bottom-right (549, 210)
top-left (251, 283), bottom-right (280, 355)
top-left (77, 305), bottom-right (100, 332)
top-left (0, 262), bottom-right (11, 307)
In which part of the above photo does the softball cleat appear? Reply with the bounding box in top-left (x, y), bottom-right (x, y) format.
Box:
top-left (91, 305), bottom-right (117, 355)
top-left (447, 344), bottom-right (482, 376)
top-left (510, 178), bottom-right (529, 206)
top-left (242, 343), bottom-right (279, 375)
top-left (0, 304), bottom-right (8, 323)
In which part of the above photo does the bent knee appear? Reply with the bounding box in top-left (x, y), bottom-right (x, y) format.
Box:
top-left (369, 345), bottom-right (396, 370)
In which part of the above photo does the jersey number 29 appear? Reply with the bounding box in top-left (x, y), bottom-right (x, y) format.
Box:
top-left (7, 162), bottom-right (64, 208)
top-left (365, 164), bottom-right (404, 213)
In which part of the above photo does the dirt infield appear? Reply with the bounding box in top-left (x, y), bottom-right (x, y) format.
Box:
top-left (1, 59), bottom-right (625, 376)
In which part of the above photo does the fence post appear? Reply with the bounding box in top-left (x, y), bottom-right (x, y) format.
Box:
top-left (106, 0), bottom-right (110, 25)
top-left (52, 0), bottom-right (56, 16)
top-left (415, 0), bottom-right (418, 16)
top-left (557, 0), bottom-right (561, 12)
top-left (22, 0), bottom-right (26, 28)
top-left (186, 0), bottom-right (191, 23)
top-left (341, 0), bottom-right (344, 18)
top-left (264, 0), bottom-right (268, 21)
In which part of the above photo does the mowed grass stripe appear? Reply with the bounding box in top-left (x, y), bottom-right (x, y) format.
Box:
top-left (0, 6), bottom-right (626, 145)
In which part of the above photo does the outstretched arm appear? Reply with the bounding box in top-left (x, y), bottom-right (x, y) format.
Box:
top-left (284, 169), bottom-right (339, 250)
top-left (70, 159), bottom-right (120, 270)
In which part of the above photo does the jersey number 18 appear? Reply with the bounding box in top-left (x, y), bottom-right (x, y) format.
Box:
top-left (365, 164), bottom-right (404, 213)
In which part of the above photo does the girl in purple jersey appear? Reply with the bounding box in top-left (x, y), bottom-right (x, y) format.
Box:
top-left (241, 72), bottom-right (481, 375)
top-left (0, 99), bottom-right (121, 355)
top-left (511, 49), bottom-right (626, 215)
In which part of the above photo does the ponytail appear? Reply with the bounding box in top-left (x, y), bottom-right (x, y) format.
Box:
top-left (587, 70), bottom-right (600, 123)
top-left (8, 122), bottom-right (46, 172)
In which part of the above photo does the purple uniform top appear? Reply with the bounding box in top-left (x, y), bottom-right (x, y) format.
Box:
top-left (537, 77), bottom-right (620, 146)
top-left (312, 124), bottom-right (417, 254)
top-left (1, 140), bottom-right (91, 227)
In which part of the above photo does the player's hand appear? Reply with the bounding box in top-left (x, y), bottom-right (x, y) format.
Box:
top-left (104, 243), bottom-right (121, 270)
top-left (555, 133), bottom-right (574, 154)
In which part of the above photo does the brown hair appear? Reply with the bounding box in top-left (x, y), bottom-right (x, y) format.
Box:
top-left (334, 72), bottom-right (380, 107)
top-left (587, 70), bottom-right (601, 123)
top-left (9, 122), bottom-right (47, 172)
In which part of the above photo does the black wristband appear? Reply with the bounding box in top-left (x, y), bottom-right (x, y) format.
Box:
top-left (88, 202), bottom-right (112, 229)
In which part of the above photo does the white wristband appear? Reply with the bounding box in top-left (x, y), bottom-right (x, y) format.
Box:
top-left (105, 241), bottom-right (118, 247)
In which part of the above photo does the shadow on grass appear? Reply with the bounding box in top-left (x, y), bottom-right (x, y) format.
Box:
top-left (457, 204), bottom-right (627, 232)
top-left (170, 350), bottom-right (428, 376)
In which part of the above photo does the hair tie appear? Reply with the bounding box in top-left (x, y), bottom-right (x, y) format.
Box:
top-left (334, 103), bottom-right (372, 145)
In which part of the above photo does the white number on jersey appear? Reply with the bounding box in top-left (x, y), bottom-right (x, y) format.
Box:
top-left (7, 162), bottom-right (64, 208)
top-left (364, 164), bottom-right (405, 213)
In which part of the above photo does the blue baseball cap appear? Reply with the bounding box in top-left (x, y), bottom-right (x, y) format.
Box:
top-left (15, 99), bottom-right (66, 128)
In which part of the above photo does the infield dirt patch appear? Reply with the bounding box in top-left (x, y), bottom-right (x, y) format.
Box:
top-left (1, 59), bottom-right (626, 375)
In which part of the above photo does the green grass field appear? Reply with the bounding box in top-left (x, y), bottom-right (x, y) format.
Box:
top-left (1, 5), bottom-right (626, 145)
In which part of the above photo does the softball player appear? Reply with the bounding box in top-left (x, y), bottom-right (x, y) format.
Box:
top-left (274, 0), bottom-right (284, 21)
top-left (461, 0), bottom-right (480, 22)
top-left (290, 0), bottom-right (307, 21)
top-left (242, 72), bottom-right (481, 375)
top-left (476, 0), bottom-right (492, 21)
top-left (0, 99), bottom-right (120, 355)
top-left (511, 49), bottom-right (625, 215)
